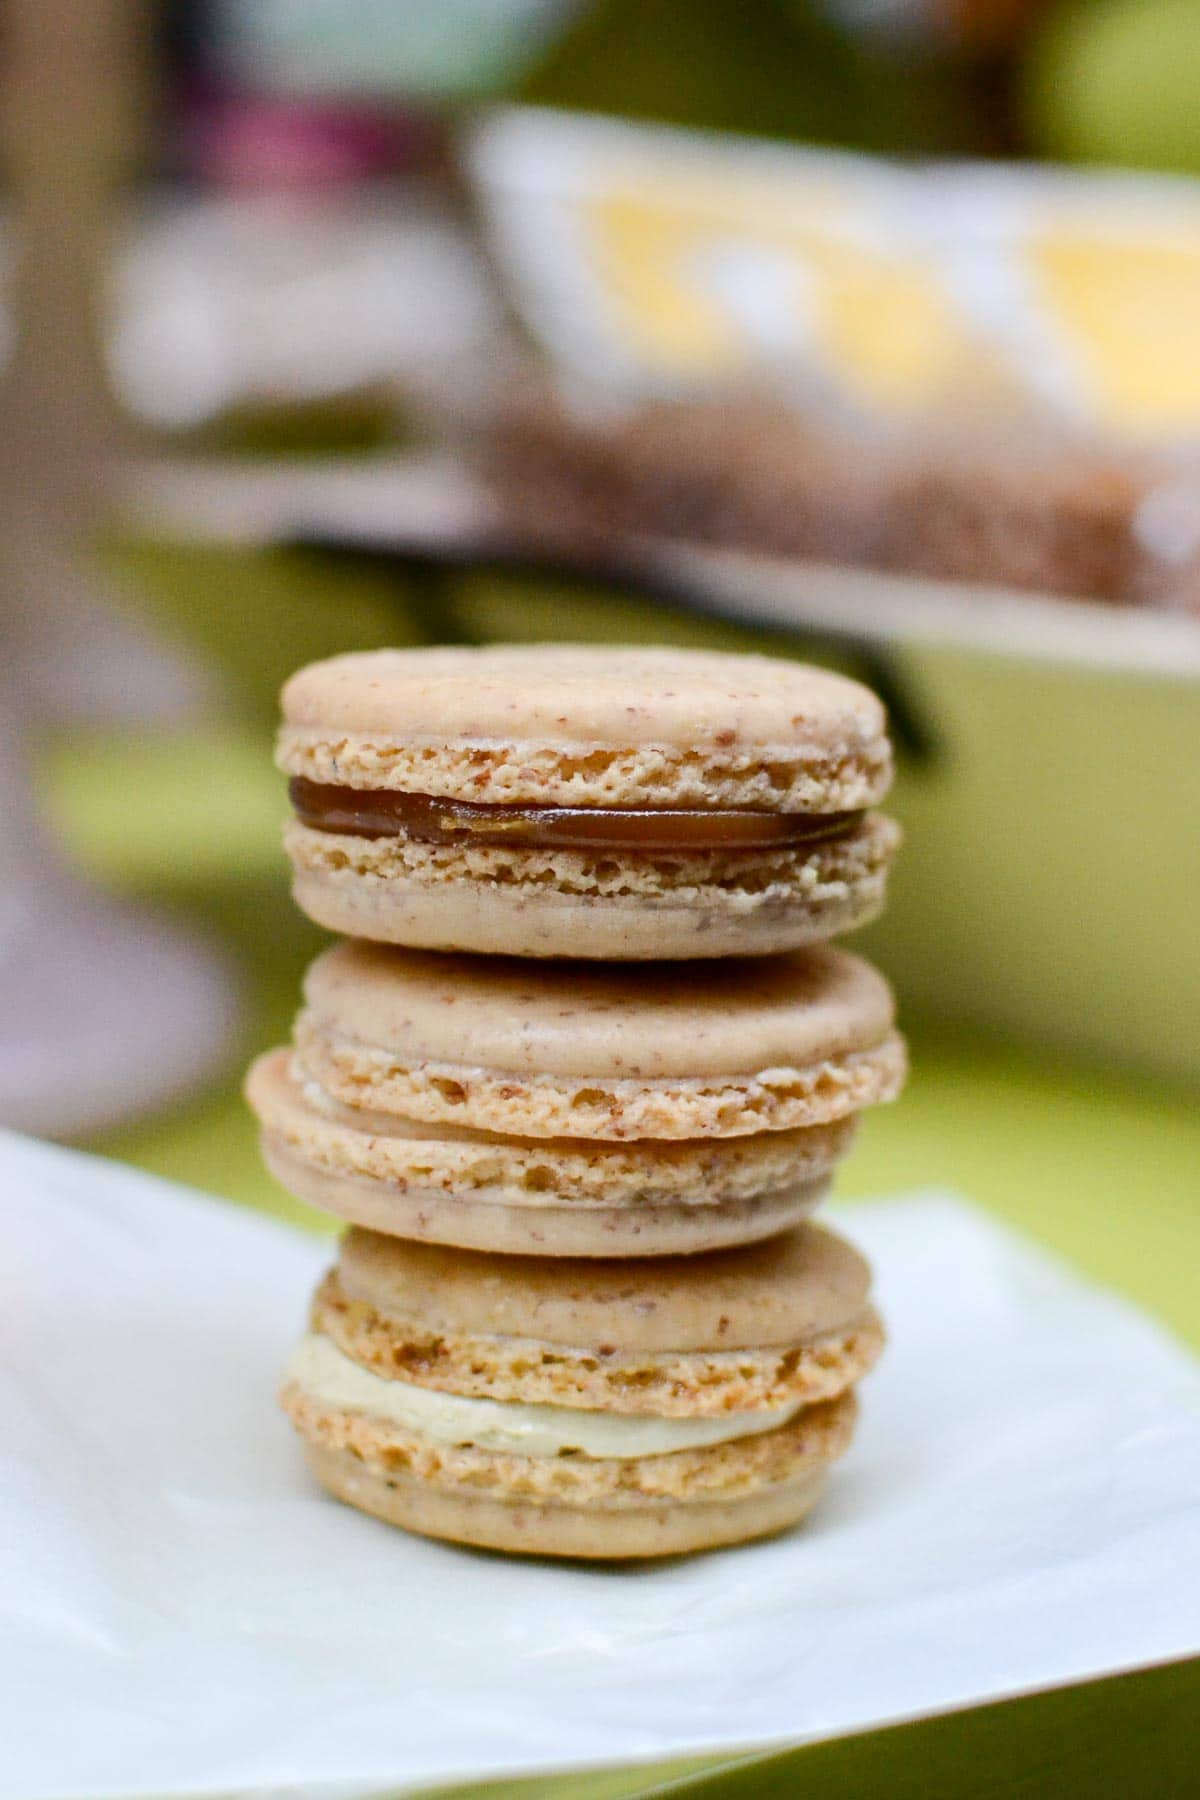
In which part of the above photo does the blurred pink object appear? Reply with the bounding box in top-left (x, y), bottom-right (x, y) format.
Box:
top-left (181, 87), bottom-right (424, 191)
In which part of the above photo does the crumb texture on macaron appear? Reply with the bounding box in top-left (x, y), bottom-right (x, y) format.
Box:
top-left (247, 1047), bottom-right (855, 1205)
top-left (301, 1440), bottom-right (836, 1557)
top-left (281, 811), bottom-right (899, 959)
top-left (297, 1220), bottom-right (886, 1414)
top-left (281, 1380), bottom-right (857, 1505)
top-left (277, 645), bottom-right (893, 811)
top-left (294, 1025), bottom-right (906, 1139)
top-left (289, 940), bottom-right (906, 1138)
top-left (310, 1267), bottom-right (884, 1414)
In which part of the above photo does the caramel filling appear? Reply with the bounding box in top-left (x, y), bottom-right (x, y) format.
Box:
top-left (289, 778), bottom-right (861, 851)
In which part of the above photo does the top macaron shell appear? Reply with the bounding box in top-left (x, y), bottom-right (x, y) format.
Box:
top-left (301, 939), bottom-right (897, 1080)
top-left (334, 1218), bottom-right (876, 1358)
top-left (277, 645), bottom-right (898, 959)
top-left (278, 645), bottom-right (893, 810)
top-left (293, 940), bottom-right (906, 1140)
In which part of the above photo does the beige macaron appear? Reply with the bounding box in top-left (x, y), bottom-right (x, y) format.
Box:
top-left (248, 940), bottom-right (905, 1256)
top-left (281, 1221), bottom-right (884, 1559)
top-left (277, 644), bottom-right (899, 959)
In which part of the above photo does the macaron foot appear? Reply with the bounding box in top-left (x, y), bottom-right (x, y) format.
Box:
top-left (303, 1443), bottom-right (833, 1560)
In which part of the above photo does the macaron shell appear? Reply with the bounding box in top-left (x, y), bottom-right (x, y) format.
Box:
top-left (301, 942), bottom-right (897, 1080)
top-left (280, 645), bottom-right (885, 748)
top-left (279, 644), bottom-right (884, 745)
top-left (263, 1136), bottom-right (829, 1257)
top-left (277, 645), bottom-right (891, 810)
top-left (247, 1048), bottom-right (856, 1204)
top-left (294, 1020), bottom-right (905, 1140)
top-left (282, 811), bottom-right (898, 960)
top-left (249, 1047), bottom-right (852, 1255)
top-left (336, 1220), bottom-right (873, 1352)
top-left (300, 1440), bottom-right (834, 1559)
top-left (314, 1264), bottom-right (884, 1415)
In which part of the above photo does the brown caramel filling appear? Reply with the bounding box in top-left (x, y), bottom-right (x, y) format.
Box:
top-left (289, 778), bottom-right (862, 851)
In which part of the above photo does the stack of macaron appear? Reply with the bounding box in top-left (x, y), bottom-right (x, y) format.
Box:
top-left (249, 645), bottom-right (905, 1558)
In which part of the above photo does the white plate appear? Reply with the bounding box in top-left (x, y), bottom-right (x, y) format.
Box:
top-left (2, 1133), bottom-right (1197, 1799)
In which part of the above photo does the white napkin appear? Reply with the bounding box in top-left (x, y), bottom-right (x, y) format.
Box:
top-left (2, 1129), bottom-right (1197, 1800)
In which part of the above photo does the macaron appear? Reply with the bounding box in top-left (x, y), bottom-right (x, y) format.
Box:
top-left (277, 644), bottom-right (899, 959)
top-left (281, 1220), bottom-right (884, 1559)
top-left (247, 939), bottom-right (905, 1257)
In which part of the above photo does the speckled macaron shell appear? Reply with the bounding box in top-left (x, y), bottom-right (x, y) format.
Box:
top-left (293, 940), bottom-right (907, 1140)
top-left (297, 1409), bottom-right (848, 1559)
top-left (335, 1218), bottom-right (874, 1355)
top-left (277, 645), bottom-right (896, 959)
top-left (311, 1221), bottom-right (884, 1416)
top-left (281, 809), bottom-right (899, 961)
top-left (277, 645), bottom-right (893, 809)
top-left (247, 1047), bottom-right (850, 1257)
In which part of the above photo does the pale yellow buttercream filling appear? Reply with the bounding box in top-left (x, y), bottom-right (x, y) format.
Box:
top-left (287, 1333), bottom-right (800, 1459)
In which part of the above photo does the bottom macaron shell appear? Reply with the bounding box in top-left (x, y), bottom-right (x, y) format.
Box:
top-left (247, 1047), bottom-right (856, 1258)
top-left (285, 814), bottom-right (897, 960)
top-left (303, 1441), bottom-right (832, 1559)
top-left (262, 1136), bottom-right (830, 1258)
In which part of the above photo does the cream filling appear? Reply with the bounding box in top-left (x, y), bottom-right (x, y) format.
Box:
top-left (288, 1333), bottom-right (799, 1460)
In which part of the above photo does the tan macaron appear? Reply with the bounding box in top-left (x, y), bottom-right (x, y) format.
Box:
top-left (248, 941), bottom-right (905, 1257)
top-left (281, 1221), bottom-right (885, 1559)
top-left (277, 644), bottom-right (899, 959)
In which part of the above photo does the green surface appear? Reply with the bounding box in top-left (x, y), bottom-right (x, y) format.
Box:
top-left (441, 1657), bottom-right (1200, 1798)
top-left (521, 0), bottom-right (979, 154)
top-left (49, 538), bottom-right (1198, 1798)
top-left (1027, 0), bottom-right (1200, 175)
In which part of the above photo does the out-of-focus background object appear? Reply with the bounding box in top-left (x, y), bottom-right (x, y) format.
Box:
top-left (5, 0), bottom-right (1200, 1109)
top-left (460, 101), bottom-right (1200, 1080)
top-left (470, 107), bottom-right (1200, 571)
top-left (206, 0), bottom-right (581, 99)
top-left (0, 0), bottom-right (236, 1136)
